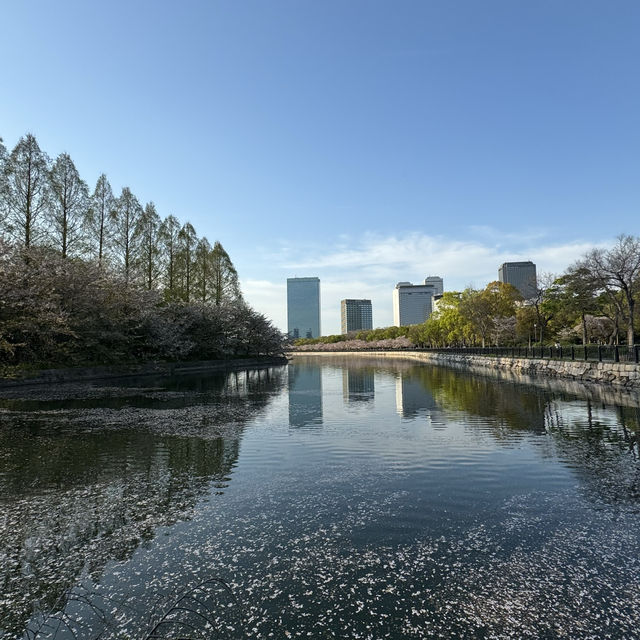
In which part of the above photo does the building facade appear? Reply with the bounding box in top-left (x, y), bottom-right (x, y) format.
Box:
top-left (287, 277), bottom-right (321, 339)
top-left (392, 278), bottom-right (443, 326)
top-left (498, 261), bottom-right (537, 299)
top-left (341, 299), bottom-right (373, 334)
top-left (423, 276), bottom-right (444, 296)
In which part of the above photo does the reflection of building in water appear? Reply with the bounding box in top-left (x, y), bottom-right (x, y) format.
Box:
top-left (288, 364), bottom-right (323, 428)
top-left (342, 368), bottom-right (375, 403)
top-left (395, 374), bottom-right (436, 418)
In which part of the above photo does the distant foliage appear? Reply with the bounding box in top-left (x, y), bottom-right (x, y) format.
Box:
top-left (0, 132), bottom-right (285, 368)
top-left (295, 336), bottom-right (413, 351)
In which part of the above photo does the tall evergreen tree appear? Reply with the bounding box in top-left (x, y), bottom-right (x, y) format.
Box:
top-left (177, 222), bottom-right (197, 302)
top-left (158, 215), bottom-right (181, 300)
top-left (138, 202), bottom-right (162, 290)
top-left (211, 241), bottom-right (242, 306)
top-left (193, 237), bottom-right (213, 303)
top-left (0, 137), bottom-right (7, 230)
top-left (86, 174), bottom-right (115, 266)
top-left (3, 134), bottom-right (50, 247)
top-left (48, 152), bottom-right (89, 258)
top-left (111, 187), bottom-right (143, 283)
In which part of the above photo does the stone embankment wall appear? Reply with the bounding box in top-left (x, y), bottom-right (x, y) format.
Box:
top-left (0, 356), bottom-right (288, 388)
top-left (292, 350), bottom-right (640, 389)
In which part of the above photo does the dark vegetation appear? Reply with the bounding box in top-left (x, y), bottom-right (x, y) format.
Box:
top-left (0, 133), bottom-right (285, 371)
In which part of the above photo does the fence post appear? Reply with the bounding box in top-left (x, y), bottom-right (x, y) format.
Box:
top-left (571, 345), bottom-right (575, 360)
top-left (636, 345), bottom-right (639, 364)
top-left (584, 345), bottom-right (588, 362)
top-left (614, 345), bottom-right (619, 363)
top-left (598, 345), bottom-right (602, 362)
top-left (559, 346), bottom-right (563, 360)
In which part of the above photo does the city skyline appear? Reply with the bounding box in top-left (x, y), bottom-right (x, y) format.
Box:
top-left (2, 2), bottom-right (637, 335)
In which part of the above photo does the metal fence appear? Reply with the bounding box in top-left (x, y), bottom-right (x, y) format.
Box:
top-left (412, 345), bottom-right (640, 363)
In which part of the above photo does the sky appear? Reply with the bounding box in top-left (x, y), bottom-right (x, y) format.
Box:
top-left (2, 1), bottom-right (639, 334)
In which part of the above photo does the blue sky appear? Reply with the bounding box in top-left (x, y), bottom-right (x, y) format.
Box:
top-left (2, 1), bottom-right (639, 333)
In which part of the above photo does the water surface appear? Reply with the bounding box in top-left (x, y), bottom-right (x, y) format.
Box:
top-left (1, 357), bottom-right (640, 638)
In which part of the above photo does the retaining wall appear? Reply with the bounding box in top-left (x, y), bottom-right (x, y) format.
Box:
top-left (0, 356), bottom-right (288, 388)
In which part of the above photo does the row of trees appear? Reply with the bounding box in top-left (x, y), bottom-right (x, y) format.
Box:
top-left (0, 133), bottom-right (286, 368)
top-left (0, 133), bottom-right (240, 304)
top-left (295, 235), bottom-right (640, 349)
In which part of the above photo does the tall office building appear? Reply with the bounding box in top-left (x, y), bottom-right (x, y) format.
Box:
top-left (498, 261), bottom-right (537, 299)
top-left (341, 299), bottom-right (373, 334)
top-left (392, 277), bottom-right (443, 326)
top-left (423, 276), bottom-right (444, 296)
top-left (287, 277), bottom-right (321, 339)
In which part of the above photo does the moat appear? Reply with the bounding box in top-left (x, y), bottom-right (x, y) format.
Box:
top-left (1, 356), bottom-right (640, 638)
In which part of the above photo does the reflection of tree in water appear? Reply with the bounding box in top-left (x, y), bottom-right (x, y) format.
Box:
top-left (406, 364), bottom-right (640, 508)
top-left (543, 400), bottom-right (640, 506)
top-left (403, 364), bottom-right (640, 506)
top-left (405, 365), bottom-right (548, 434)
top-left (0, 366), bottom-right (285, 637)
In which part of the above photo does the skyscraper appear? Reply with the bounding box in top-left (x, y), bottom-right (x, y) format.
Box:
top-left (423, 276), bottom-right (444, 296)
top-left (287, 277), bottom-right (321, 339)
top-left (392, 277), bottom-right (443, 326)
top-left (341, 299), bottom-right (373, 334)
top-left (498, 261), bottom-right (537, 299)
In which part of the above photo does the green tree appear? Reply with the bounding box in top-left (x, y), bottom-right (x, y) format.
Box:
top-left (432, 291), bottom-right (469, 346)
top-left (86, 174), bottom-right (115, 266)
top-left (0, 137), bottom-right (7, 229)
top-left (211, 241), bottom-right (241, 306)
top-left (48, 152), bottom-right (89, 258)
top-left (549, 267), bottom-right (601, 345)
top-left (138, 202), bottom-right (162, 290)
top-left (193, 237), bottom-right (213, 304)
top-left (177, 222), bottom-right (197, 302)
top-left (459, 282), bottom-right (520, 347)
top-left (111, 187), bottom-right (143, 283)
top-left (3, 134), bottom-right (50, 247)
top-left (158, 214), bottom-right (181, 300)
top-left (580, 235), bottom-right (640, 345)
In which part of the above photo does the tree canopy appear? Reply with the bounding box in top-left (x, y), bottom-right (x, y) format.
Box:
top-left (0, 131), bottom-right (285, 369)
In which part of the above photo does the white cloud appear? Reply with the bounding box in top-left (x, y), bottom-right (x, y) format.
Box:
top-left (242, 230), bottom-right (607, 335)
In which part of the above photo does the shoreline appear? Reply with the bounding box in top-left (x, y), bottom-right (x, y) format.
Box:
top-left (0, 356), bottom-right (289, 388)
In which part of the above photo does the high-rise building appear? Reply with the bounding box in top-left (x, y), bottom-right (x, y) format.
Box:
top-left (498, 261), bottom-right (537, 299)
top-left (287, 277), bottom-right (321, 339)
top-left (340, 299), bottom-right (373, 334)
top-left (392, 277), bottom-right (443, 326)
top-left (423, 276), bottom-right (444, 296)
